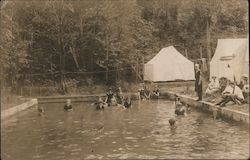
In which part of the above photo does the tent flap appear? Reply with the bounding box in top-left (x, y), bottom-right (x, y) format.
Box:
top-left (210, 38), bottom-right (249, 82)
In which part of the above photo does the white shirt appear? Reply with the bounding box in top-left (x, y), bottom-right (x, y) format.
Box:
top-left (233, 85), bottom-right (244, 99)
top-left (222, 85), bottom-right (233, 95)
top-left (222, 85), bottom-right (244, 99)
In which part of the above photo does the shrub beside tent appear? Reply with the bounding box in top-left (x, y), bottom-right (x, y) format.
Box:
top-left (144, 46), bottom-right (195, 82)
top-left (210, 38), bottom-right (249, 82)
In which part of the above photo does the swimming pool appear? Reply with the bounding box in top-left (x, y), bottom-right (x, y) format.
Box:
top-left (1, 100), bottom-right (249, 159)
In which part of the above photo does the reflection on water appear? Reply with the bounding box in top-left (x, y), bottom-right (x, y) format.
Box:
top-left (1, 100), bottom-right (249, 160)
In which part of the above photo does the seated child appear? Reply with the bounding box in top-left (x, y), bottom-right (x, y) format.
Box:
top-left (242, 84), bottom-right (249, 104)
top-left (205, 76), bottom-right (220, 97)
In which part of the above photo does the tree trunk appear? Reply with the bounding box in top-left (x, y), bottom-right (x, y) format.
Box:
top-left (105, 35), bottom-right (109, 83)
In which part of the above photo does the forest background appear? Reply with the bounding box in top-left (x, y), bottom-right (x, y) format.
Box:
top-left (0, 0), bottom-right (248, 95)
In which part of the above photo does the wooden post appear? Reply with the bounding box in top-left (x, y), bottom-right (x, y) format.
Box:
top-left (200, 45), bottom-right (203, 59)
top-left (142, 56), bottom-right (144, 83)
top-left (206, 19), bottom-right (211, 79)
top-left (0, 72), bottom-right (2, 110)
top-left (185, 48), bottom-right (188, 58)
top-left (105, 35), bottom-right (109, 83)
top-left (206, 19), bottom-right (211, 62)
top-left (29, 87), bottom-right (32, 97)
top-left (136, 57), bottom-right (139, 83)
top-left (21, 87), bottom-right (23, 96)
top-left (116, 64), bottom-right (118, 83)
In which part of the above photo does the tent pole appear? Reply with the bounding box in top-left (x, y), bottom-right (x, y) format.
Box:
top-left (136, 57), bottom-right (138, 84)
top-left (206, 19), bottom-right (211, 62)
top-left (185, 48), bottom-right (188, 58)
top-left (200, 45), bottom-right (203, 59)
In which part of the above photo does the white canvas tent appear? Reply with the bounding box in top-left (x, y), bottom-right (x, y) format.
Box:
top-left (210, 38), bottom-right (249, 82)
top-left (144, 46), bottom-right (195, 82)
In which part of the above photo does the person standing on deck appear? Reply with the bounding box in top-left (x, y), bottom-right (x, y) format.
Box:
top-left (194, 64), bottom-right (202, 101)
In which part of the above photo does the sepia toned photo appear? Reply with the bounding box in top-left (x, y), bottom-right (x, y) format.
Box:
top-left (0, 0), bottom-right (249, 159)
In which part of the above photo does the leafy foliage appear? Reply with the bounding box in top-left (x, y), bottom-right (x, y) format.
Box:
top-left (0, 0), bottom-right (248, 90)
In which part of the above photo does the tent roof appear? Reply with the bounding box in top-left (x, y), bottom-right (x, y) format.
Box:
top-left (144, 46), bottom-right (195, 81)
top-left (146, 46), bottom-right (190, 65)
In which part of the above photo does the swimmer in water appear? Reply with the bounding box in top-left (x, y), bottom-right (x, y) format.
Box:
top-left (169, 118), bottom-right (176, 126)
top-left (96, 97), bottom-right (106, 110)
top-left (37, 106), bottom-right (44, 115)
top-left (123, 95), bottom-right (132, 108)
top-left (64, 99), bottom-right (73, 111)
top-left (174, 97), bottom-right (185, 115)
top-left (105, 88), bottom-right (116, 106)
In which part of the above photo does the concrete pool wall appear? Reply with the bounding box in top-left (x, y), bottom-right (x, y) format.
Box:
top-left (160, 91), bottom-right (249, 124)
top-left (2, 92), bottom-right (249, 125)
top-left (1, 99), bottom-right (38, 120)
top-left (37, 92), bottom-right (249, 124)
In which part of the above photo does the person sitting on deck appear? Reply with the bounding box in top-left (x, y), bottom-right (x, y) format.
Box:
top-left (241, 74), bottom-right (249, 104)
top-left (174, 97), bottom-right (185, 115)
top-left (64, 99), bottom-right (73, 111)
top-left (216, 81), bottom-right (244, 107)
top-left (152, 85), bottom-right (160, 99)
top-left (95, 97), bottom-right (106, 110)
top-left (238, 74), bottom-right (248, 89)
top-left (219, 77), bottom-right (228, 93)
top-left (205, 76), bottom-right (220, 97)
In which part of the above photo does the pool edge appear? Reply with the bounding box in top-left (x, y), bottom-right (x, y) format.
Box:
top-left (1, 99), bottom-right (38, 120)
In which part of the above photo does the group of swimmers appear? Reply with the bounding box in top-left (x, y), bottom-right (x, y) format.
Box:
top-left (95, 87), bottom-right (132, 110)
top-left (38, 99), bottom-right (73, 115)
top-left (138, 83), bottom-right (160, 100)
top-left (169, 95), bottom-right (190, 126)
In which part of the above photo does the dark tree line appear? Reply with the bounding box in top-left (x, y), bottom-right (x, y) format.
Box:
top-left (0, 0), bottom-right (248, 92)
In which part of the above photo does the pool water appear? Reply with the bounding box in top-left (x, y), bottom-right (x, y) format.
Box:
top-left (1, 100), bottom-right (249, 159)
